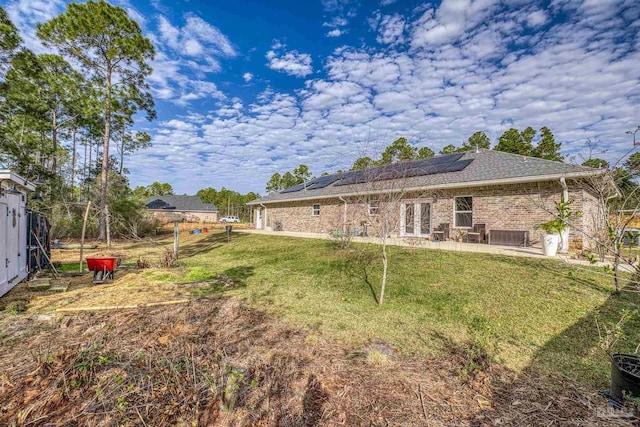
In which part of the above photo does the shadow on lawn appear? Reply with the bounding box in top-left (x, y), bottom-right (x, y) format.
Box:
top-left (529, 291), bottom-right (640, 381)
top-left (223, 266), bottom-right (255, 284)
top-left (338, 247), bottom-right (381, 304)
top-left (178, 231), bottom-right (249, 258)
top-left (466, 285), bottom-right (640, 424)
top-left (188, 266), bottom-right (255, 299)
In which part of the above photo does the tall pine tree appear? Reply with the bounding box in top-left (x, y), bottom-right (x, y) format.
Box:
top-left (37, 0), bottom-right (156, 241)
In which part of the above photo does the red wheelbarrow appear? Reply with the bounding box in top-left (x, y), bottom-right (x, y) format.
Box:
top-left (86, 257), bottom-right (120, 284)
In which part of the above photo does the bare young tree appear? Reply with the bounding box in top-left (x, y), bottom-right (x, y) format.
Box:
top-left (344, 162), bottom-right (422, 305)
top-left (563, 128), bottom-right (640, 293)
top-left (326, 199), bottom-right (355, 249)
top-left (579, 170), bottom-right (638, 293)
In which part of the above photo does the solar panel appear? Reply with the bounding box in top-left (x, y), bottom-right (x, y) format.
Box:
top-left (305, 174), bottom-right (342, 190)
top-left (279, 153), bottom-right (473, 193)
top-left (334, 154), bottom-right (472, 186)
top-left (280, 183), bottom-right (307, 193)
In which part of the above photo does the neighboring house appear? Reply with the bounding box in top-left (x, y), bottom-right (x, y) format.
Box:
top-left (248, 149), bottom-right (613, 249)
top-left (145, 195), bottom-right (218, 223)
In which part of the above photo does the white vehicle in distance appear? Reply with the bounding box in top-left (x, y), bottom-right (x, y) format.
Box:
top-left (219, 216), bottom-right (240, 223)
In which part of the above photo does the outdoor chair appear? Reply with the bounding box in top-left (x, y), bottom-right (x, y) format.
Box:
top-left (432, 223), bottom-right (450, 241)
top-left (464, 223), bottom-right (486, 243)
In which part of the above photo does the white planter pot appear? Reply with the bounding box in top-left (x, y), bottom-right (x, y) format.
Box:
top-left (541, 233), bottom-right (560, 256)
top-left (559, 228), bottom-right (569, 253)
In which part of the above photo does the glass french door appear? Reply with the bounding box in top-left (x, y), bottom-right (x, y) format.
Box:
top-left (420, 203), bottom-right (431, 235)
top-left (401, 202), bottom-right (431, 237)
top-left (404, 203), bottom-right (415, 234)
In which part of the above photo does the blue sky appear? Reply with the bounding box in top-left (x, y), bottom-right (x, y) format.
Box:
top-left (4, 0), bottom-right (640, 194)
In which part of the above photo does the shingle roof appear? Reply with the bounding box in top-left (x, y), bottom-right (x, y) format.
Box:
top-left (249, 149), bottom-right (603, 205)
top-left (145, 195), bottom-right (218, 212)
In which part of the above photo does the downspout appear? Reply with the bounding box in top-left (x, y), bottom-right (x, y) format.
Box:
top-left (559, 177), bottom-right (568, 202)
top-left (259, 203), bottom-right (267, 230)
top-left (559, 177), bottom-right (569, 253)
top-left (338, 196), bottom-right (347, 234)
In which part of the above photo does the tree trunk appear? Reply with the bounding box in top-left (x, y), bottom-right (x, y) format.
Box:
top-left (98, 70), bottom-right (112, 241)
top-left (51, 111), bottom-right (57, 174)
top-left (614, 244), bottom-right (621, 293)
top-left (379, 242), bottom-right (388, 305)
top-left (87, 138), bottom-right (92, 178)
top-left (79, 201), bottom-right (91, 273)
top-left (106, 204), bottom-right (111, 248)
top-left (70, 127), bottom-right (77, 188)
top-left (118, 120), bottom-right (126, 175)
top-left (119, 139), bottom-right (124, 174)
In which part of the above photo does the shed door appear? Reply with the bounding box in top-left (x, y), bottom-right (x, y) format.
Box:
top-left (18, 197), bottom-right (27, 277)
top-left (6, 196), bottom-right (19, 282)
top-left (0, 202), bottom-right (7, 289)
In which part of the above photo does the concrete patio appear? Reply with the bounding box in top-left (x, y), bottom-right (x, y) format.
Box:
top-left (238, 228), bottom-right (632, 272)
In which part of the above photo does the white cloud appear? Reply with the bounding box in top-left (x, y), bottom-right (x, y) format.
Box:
top-left (526, 10), bottom-right (548, 27)
top-left (158, 15), bottom-right (179, 46)
top-left (323, 16), bottom-right (348, 28)
top-left (322, 0), bottom-right (352, 13)
top-left (158, 14), bottom-right (235, 58)
top-left (150, 13), bottom-right (237, 105)
top-left (164, 119), bottom-right (197, 131)
top-left (4, 0), bottom-right (66, 53)
top-left (9, 0), bottom-right (636, 195)
top-left (266, 40), bottom-right (313, 78)
top-left (131, 0), bottom-right (640, 194)
top-left (373, 13), bottom-right (406, 45)
top-left (183, 14), bottom-right (235, 57)
top-left (184, 39), bottom-right (204, 56)
top-left (411, 0), bottom-right (498, 48)
top-left (147, 51), bottom-right (225, 105)
top-left (125, 7), bottom-right (147, 27)
top-left (322, 0), bottom-right (357, 36)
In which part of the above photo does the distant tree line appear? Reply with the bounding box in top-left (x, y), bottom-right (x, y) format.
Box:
top-left (265, 165), bottom-right (313, 192)
top-left (196, 187), bottom-right (259, 220)
top-left (133, 182), bottom-right (175, 198)
top-left (351, 127), bottom-right (563, 171)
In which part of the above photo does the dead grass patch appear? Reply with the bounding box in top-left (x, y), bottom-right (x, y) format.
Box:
top-left (0, 298), bottom-right (631, 426)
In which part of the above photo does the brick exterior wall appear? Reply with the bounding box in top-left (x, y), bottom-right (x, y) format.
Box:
top-left (258, 199), bottom-right (345, 233)
top-left (577, 187), bottom-right (605, 250)
top-left (254, 179), bottom-right (604, 249)
top-left (150, 210), bottom-right (218, 224)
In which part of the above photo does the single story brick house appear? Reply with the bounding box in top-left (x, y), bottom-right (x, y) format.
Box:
top-left (248, 149), bottom-right (613, 249)
top-left (145, 195), bottom-right (218, 223)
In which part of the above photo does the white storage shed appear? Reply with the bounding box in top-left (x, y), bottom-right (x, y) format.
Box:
top-left (0, 170), bottom-right (35, 297)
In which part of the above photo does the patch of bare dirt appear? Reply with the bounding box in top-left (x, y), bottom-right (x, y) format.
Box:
top-left (0, 297), bottom-right (635, 426)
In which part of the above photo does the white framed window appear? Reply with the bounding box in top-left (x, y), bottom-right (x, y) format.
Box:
top-left (368, 199), bottom-right (379, 215)
top-left (312, 204), bottom-right (320, 216)
top-left (454, 196), bottom-right (473, 228)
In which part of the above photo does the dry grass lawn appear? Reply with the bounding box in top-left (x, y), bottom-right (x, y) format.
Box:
top-left (0, 230), bottom-right (639, 425)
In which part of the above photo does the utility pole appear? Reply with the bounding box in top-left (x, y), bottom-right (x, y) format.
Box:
top-left (626, 125), bottom-right (640, 146)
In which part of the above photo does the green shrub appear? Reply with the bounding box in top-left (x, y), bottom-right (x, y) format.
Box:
top-left (5, 301), bottom-right (27, 314)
